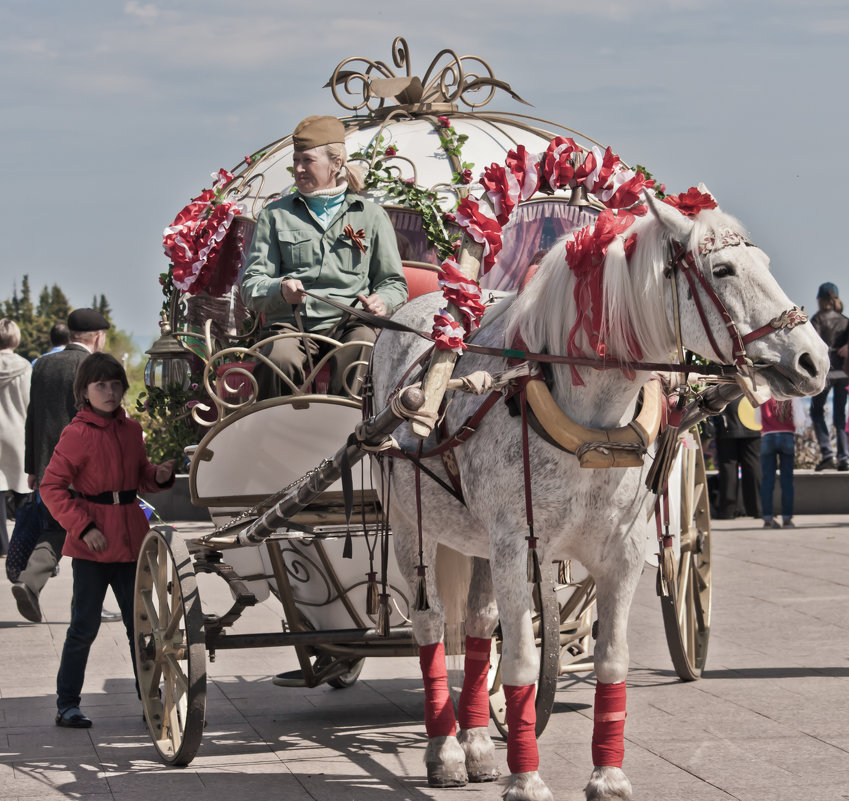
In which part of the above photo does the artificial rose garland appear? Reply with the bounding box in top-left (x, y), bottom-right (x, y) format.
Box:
top-left (163, 169), bottom-right (244, 295)
top-left (425, 136), bottom-right (659, 358)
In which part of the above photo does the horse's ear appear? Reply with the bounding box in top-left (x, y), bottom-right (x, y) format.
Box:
top-left (643, 189), bottom-right (695, 244)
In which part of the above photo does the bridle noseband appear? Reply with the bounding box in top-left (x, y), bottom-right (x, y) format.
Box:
top-left (664, 237), bottom-right (807, 378)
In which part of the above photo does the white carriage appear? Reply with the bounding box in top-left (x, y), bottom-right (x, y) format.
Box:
top-left (136, 39), bottom-right (716, 767)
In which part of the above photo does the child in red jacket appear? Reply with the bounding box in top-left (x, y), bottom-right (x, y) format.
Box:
top-left (40, 353), bottom-right (175, 728)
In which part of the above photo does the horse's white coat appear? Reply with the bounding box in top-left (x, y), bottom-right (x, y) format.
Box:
top-left (370, 198), bottom-right (829, 800)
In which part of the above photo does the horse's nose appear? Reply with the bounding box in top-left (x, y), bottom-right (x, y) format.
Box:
top-left (797, 351), bottom-right (819, 379)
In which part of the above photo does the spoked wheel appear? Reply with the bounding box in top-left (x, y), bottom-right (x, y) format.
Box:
top-left (660, 434), bottom-right (713, 681)
top-left (134, 526), bottom-right (207, 765)
top-left (488, 566), bottom-right (560, 738)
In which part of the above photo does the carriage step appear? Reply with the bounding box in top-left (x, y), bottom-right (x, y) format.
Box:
top-left (272, 670), bottom-right (308, 687)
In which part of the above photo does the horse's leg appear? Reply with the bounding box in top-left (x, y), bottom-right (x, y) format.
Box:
top-left (457, 556), bottom-right (499, 782)
top-left (393, 514), bottom-right (467, 787)
top-left (583, 548), bottom-right (642, 801)
top-left (490, 542), bottom-right (554, 801)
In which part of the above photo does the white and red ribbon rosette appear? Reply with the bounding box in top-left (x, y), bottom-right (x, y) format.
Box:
top-left (432, 310), bottom-right (467, 354)
top-left (438, 259), bottom-right (487, 333)
top-left (453, 196), bottom-right (503, 274)
top-left (162, 169), bottom-right (244, 295)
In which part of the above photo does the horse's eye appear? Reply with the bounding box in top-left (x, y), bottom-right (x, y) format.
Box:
top-left (712, 263), bottom-right (735, 278)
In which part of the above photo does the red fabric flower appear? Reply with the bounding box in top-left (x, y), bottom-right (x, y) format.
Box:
top-left (663, 187), bottom-right (717, 217)
top-left (385, 146), bottom-right (397, 156)
top-left (438, 116), bottom-right (451, 128)
top-left (541, 136), bottom-right (581, 190)
top-left (460, 168), bottom-right (474, 184)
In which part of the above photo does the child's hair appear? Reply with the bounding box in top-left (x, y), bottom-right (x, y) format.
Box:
top-left (73, 352), bottom-right (129, 409)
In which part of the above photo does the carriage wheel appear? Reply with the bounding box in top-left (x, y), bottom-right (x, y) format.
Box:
top-left (488, 566), bottom-right (561, 738)
top-left (314, 654), bottom-right (366, 689)
top-left (134, 526), bottom-right (207, 765)
top-left (660, 435), bottom-right (713, 681)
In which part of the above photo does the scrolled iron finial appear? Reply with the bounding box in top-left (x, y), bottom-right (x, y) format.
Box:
top-left (324, 37), bottom-right (530, 114)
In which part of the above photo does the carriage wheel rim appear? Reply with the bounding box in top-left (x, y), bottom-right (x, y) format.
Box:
top-left (135, 526), bottom-right (207, 765)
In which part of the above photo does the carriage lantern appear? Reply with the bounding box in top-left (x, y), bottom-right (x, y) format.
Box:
top-left (144, 309), bottom-right (193, 391)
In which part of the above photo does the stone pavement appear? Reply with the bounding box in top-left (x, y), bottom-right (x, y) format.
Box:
top-left (1, 515), bottom-right (848, 801)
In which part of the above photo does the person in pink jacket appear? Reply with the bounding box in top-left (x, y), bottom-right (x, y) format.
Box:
top-left (40, 353), bottom-right (175, 728)
top-left (757, 397), bottom-right (805, 529)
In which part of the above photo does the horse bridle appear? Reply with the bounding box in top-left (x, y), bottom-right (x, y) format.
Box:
top-left (664, 236), bottom-right (808, 380)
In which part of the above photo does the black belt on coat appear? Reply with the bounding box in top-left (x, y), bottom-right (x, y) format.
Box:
top-left (81, 489), bottom-right (138, 506)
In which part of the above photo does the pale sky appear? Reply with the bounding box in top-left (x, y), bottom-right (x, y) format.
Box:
top-left (2, 0), bottom-right (847, 346)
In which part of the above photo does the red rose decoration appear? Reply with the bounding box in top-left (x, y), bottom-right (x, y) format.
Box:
top-left (663, 187), bottom-right (717, 217)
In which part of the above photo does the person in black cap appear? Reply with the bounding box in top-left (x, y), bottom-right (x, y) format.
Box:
top-left (809, 282), bottom-right (848, 471)
top-left (11, 308), bottom-right (113, 623)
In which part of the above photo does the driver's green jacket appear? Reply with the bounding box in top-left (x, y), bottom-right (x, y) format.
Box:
top-left (240, 191), bottom-right (408, 332)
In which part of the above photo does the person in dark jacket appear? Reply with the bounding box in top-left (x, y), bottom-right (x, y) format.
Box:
top-left (40, 353), bottom-right (175, 728)
top-left (11, 309), bottom-right (110, 622)
top-left (709, 397), bottom-right (762, 519)
top-left (809, 282), bottom-right (849, 471)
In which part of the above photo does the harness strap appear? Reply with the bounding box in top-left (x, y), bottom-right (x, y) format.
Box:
top-left (740, 305), bottom-right (808, 344)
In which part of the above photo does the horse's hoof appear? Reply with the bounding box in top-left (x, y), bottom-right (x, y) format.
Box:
top-left (458, 727), bottom-right (500, 782)
top-left (584, 766), bottom-right (632, 800)
top-left (425, 734), bottom-right (468, 788)
top-left (503, 771), bottom-right (553, 801)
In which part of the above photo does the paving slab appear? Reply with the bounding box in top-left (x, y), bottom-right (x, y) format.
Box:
top-left (1, 515), bottom-right (848, 800)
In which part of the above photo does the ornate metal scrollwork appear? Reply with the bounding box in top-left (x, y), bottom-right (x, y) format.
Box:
top-left (325, 36), bottom-right (529, 114)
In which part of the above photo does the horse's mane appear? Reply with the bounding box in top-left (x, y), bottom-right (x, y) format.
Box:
top-left (505, 205), bottom-right (750, 393)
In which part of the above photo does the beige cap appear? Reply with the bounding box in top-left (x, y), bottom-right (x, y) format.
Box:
top-left (292, 115), bottom-right (346, 151)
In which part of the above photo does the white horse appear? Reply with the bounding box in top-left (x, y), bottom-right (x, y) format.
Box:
top-left (369, 192), bottom-right (828, 801)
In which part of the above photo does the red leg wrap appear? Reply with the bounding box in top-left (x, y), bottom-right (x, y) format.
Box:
top-left (458, 636), bottom-right (491, 729)
top-left (592, 681), bottom-right (626, 768)
top-left (419, 642), bottom-right (456, 737)
top-left (504, 683), bottom-right (538, 774)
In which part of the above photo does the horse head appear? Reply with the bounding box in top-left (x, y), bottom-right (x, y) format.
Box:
top-left (645, 189), bottom-right (829, 399)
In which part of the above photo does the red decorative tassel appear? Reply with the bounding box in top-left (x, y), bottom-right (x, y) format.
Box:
top-left (366, 571), bottom-right (379, 616)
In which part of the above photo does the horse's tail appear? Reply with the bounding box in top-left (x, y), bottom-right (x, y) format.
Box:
top-left (435, 543), bottom-right (473, 657)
